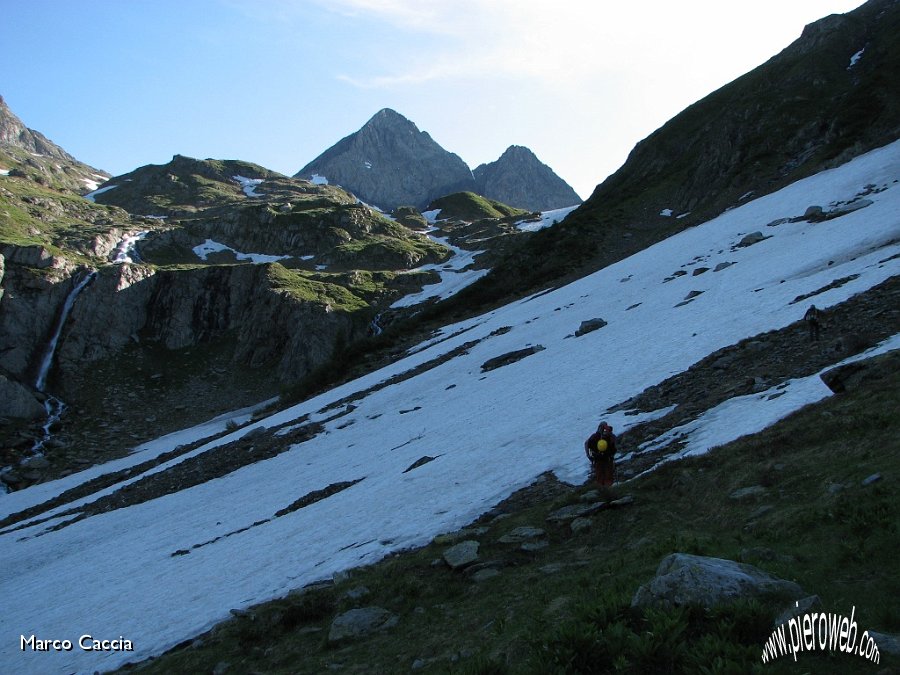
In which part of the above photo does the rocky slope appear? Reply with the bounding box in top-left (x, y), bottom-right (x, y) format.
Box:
top-left (473, 145), bottom-right (582, 211)
top-left (447, 0), bottom-right (900, 311)
top-left (295, 109), bottom-right (477, 211)
top-left (0, 94), bottom-right (109, 195)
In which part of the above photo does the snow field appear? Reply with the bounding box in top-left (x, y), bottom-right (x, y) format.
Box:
top-left (1, 141), bottom-right (899, 674)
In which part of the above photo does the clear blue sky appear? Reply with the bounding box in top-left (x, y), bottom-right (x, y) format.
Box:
top-left (1, 1), bottom-right (864, 200)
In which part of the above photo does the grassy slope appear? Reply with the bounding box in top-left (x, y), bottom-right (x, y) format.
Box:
top-left (120, 358), bottom-right (899, 674)
top-left (427, 192), bottom-right (531, 222)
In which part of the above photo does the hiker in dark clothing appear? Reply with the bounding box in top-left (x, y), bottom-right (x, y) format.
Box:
top-left (585, 422), bottom-right (617, 487)
top-left (804, 304), bottom-right (821, 342)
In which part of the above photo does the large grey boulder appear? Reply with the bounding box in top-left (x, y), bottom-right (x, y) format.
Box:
top-left (327, 607), bottom-right (397, 643)
top-left (632, 553), bottom-right (805, 609)
top-left (442, 540), bottom-right (480, 569)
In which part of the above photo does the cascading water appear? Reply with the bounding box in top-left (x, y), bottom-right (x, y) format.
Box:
top-left (370, 312), bottom-right (384, 337)
top-left (30, 270), bottom-right (97, 453)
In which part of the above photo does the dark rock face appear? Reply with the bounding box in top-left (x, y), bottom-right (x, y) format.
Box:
top-left (295, 109), bottom-right (476, 211)
top-left (473, 145), bottom-right (582, 212)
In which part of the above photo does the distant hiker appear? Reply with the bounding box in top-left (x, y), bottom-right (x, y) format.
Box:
top-left (804, 304), bottom-right (821, 342)
top-left (585, 422), bottom-right (617, 487)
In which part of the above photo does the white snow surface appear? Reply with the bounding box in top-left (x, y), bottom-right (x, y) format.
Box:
top-left (2, 141), bottom-right (900, 674)
top-left (849, 48), bottom-right (865, 69)
top-left (659, 208), bottom-right (674, 217)
top-left (390, 230), bottom-right (488, 308)
top-left (83, 184), bottom-right (119, 202)
top-left (0, 168), bottom-right (9, 176)
top-left (516, 204), bottom-right (579, 232)
top-left (233, 175), bottom-right (264, 197)
top-left (310, 173), bottom-right (328, 185)
top-left (192, 238), bottom-right (291, 265)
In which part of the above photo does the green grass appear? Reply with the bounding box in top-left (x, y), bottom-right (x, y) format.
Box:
top-left (427, 192), bottom-right (530, 222)
top-left (267, 263), bottom-right (369, 311)
top-left (118, 357), bottom-right (899, 674)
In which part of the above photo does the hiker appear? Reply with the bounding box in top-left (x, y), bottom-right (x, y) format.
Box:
top-left (585, 422), bottom-right (617, 487)
top-left (804, 304), bottom-right (820, 342)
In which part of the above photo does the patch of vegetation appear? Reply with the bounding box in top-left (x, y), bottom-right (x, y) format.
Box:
top-left (267, 264), bottom-right (369, 311)
top-left (427, 192), bottom-right (530, 222)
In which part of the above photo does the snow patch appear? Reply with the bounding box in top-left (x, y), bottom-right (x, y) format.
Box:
top-left (0, 168), bottom-right (9, 176)
top-left (848, 48), bottom-right (865, 69)
top-left (660, 208), bottom-right (674, 217)
top-left (233, 175), bottom-right (264, 198)
top-left (422, 209), bottom-right (442, 223)
top-left (192, 239), bottom-right (291, 264)
top-left (516, 205), bottom-right (579, 232)
top-left (310, 173), bottom-right (328, 185)
top-left (111, 231), bottom-right (149, 264)
top-left (83, 184), bottom-right (119, 202)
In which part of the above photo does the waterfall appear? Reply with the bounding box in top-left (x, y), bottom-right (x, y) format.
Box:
top-left (370, 312), bottom-right (384, 337)
top-left (28, 270), bottom-right (96, 455)
top-left (34, 271), bottom-right (97, 391)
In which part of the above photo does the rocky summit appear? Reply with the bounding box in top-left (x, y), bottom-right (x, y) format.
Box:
top-left (0, 95), bottom-right (109, 195)
top-left (473, 145), bottom-right (582, 212)
top-left (295, 108), bottom-right (477, 211)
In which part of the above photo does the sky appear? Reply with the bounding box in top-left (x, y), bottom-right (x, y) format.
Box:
top-left (0, 0), bottom-right (865, 200)
top-left (2, 138), bottom-right (898, 673)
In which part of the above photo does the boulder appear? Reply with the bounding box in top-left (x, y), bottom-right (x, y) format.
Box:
top-left (442, 540), bottom-right (480, 569)
top-left (736, 231), bottom-right (768, 247)
top-left (498, 526), bottom-right (545, 544)
top-left (574, 318), bottom-right (607, 337)
top-left (547, 502), bottom-right (605, 522)
top-left (327, 607), bottom-right (397, 643)
top-left (632, 553), bottom-right (805, 609)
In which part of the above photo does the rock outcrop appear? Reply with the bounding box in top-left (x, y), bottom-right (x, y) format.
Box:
top-left (295, 109), bottom-right (477, 211)
top-left (473, 145), bottom-right (582, 212)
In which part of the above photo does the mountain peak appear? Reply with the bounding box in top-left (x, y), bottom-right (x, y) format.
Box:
top-left (295, 111), bottom-right (475, 210)
top-left (474, 145), bottom-right (582, 212)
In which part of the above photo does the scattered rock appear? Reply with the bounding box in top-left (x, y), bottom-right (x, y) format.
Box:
top-left (802, 205), bottom-right (825, 220)
top-left (327, 607), bottom-right (398, 644)
top-left (570, 517), bottom-right (592, 534)
top-left (546, 502), bottom-right (605, 522)
top-left (574, 318), bottom-right (607, 337)
top-left (747, 505), bottom-right (774, 520)
top-left (498, 526), bottom-right (545, 543)
top-left (692, 267), bottom-right (710, 276)
top-left (632, 553), bottom-right (805, 609)
top-left (736, 231), bottom-right (768, 247)
top-left (609, 495), bottom-right (635, 507)
top-left (470, 568), bottom-right (500, 583)
top-left (729, 485), bottom-right (768, 500)
top-left (403, 455), bottom-right (437, 473)
top-left (443, 540), bottom-right (480, 569)
top-left (713, 261), bottom-right (734, 272)
top-left (520, 541), bottom-right (549, 552)
top-left (480, 345), bottom-right (545, 372)
top-left (433, 527), bottom-right (488, 546)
